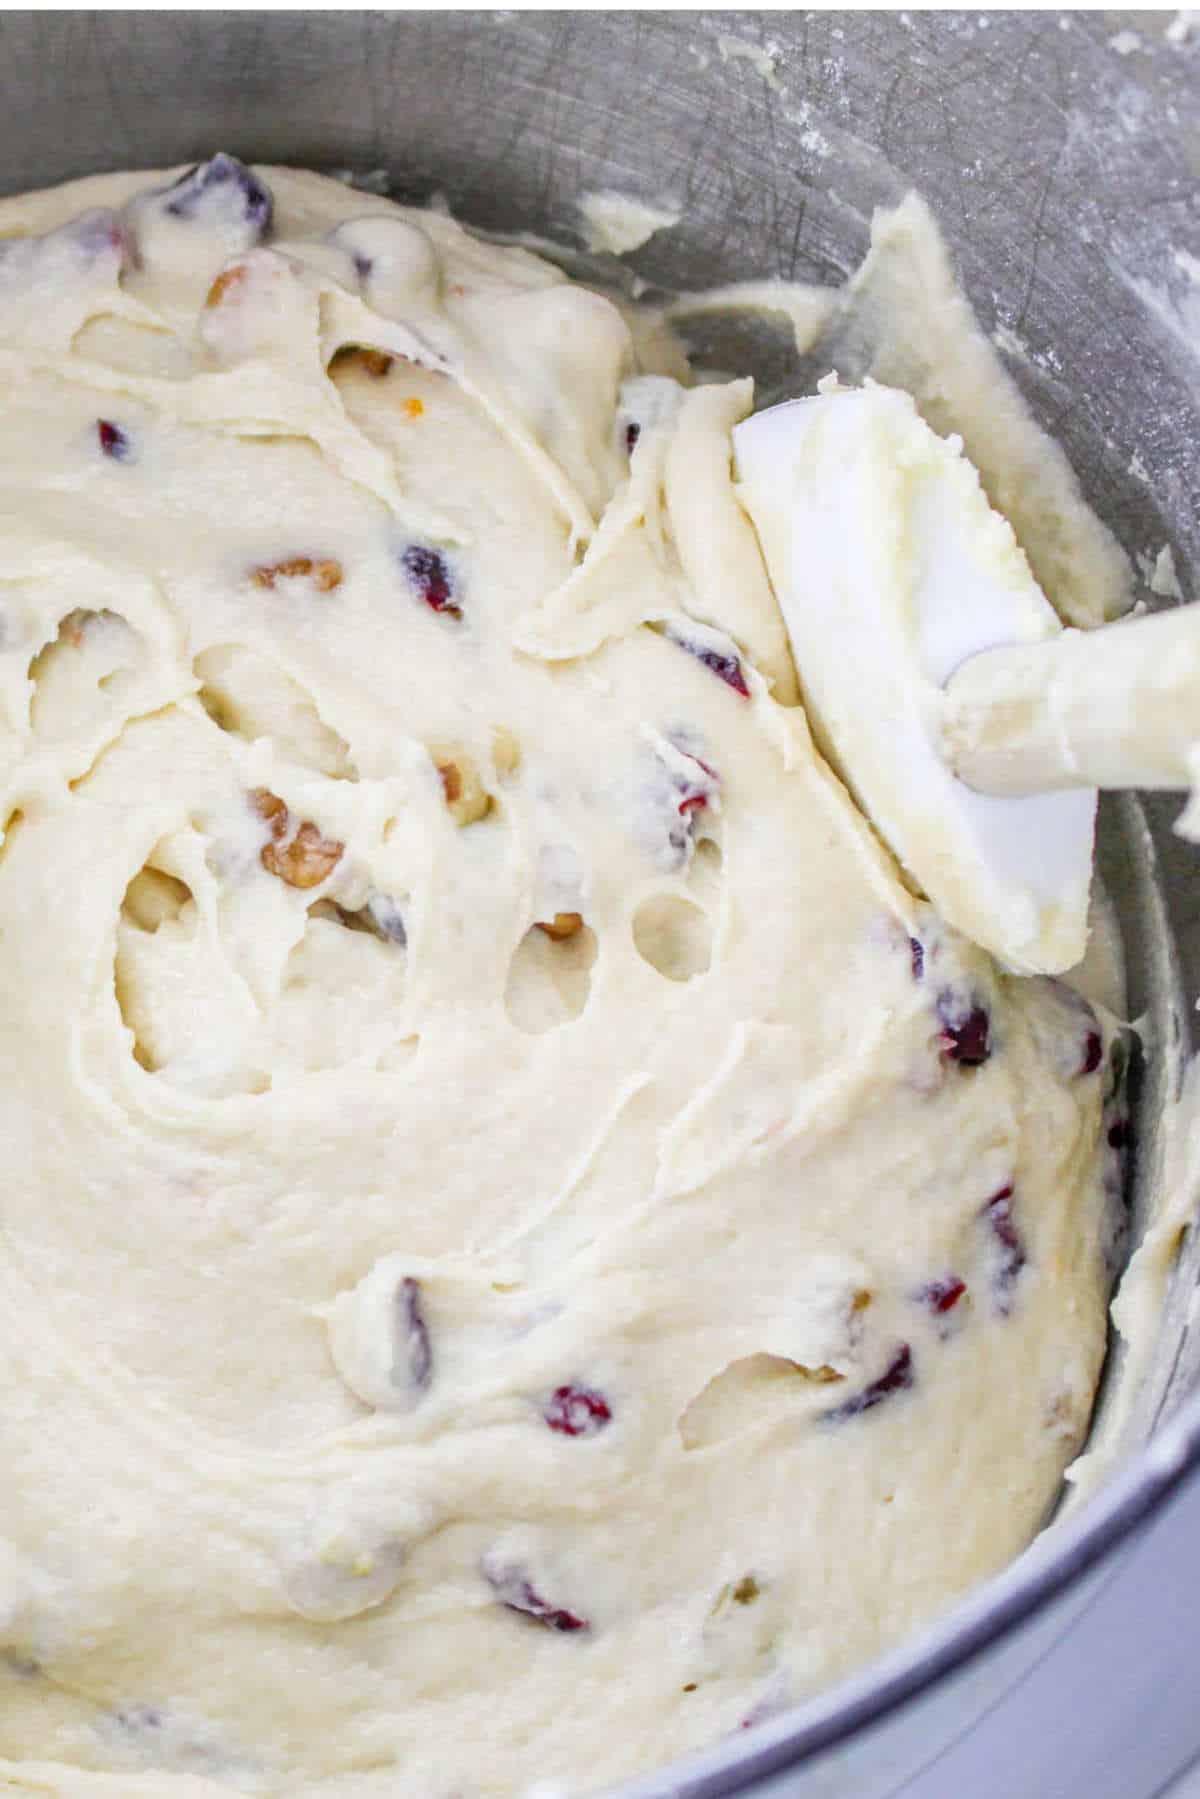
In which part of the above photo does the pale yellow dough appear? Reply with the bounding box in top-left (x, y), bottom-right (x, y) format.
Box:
top-left (0, 162), bottom-right (1116, 1797)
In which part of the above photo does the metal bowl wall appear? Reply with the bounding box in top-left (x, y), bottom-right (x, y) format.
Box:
top-left (2, 11), bottom-right (1197, 1795)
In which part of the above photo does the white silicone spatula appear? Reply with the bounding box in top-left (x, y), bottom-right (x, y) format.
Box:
top-left (940, 601), bottom-right (1199, 795)
top-left (732, 382), bottom-right (1196, 977)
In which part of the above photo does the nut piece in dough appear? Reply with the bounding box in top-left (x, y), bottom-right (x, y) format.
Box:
top-left (251, 557), bottom-right (344, 593)
top-left (431, 750), bottom-right (492, 827)
top-left (252, 788), bottom-right (344, 889)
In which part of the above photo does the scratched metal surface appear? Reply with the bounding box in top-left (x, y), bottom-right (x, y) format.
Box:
top-left (0, 11), bottom-right (1197, 1795)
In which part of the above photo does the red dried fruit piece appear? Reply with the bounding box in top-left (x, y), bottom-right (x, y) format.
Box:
top-left (668, 631), bottom-right (750, 698)
top-left (909, 937), bottom-right (924, 981)
top-left (674, 752), bottom-right (720, 818)
top-left (163, 154), bottom-right (273, 241)
top-left (625, 421), bottom-right (641, 453)
top-left (982, 1184), bottom-right (1026, 1312)
top-left (402, 545), bottom-right (460, 618)
top-left (97, 419), bottom-right (131, 461)
top-left (984, 1185), bottom-right (1020, 1251)
top-left (650, 740), bottom-right (720, 866)
top-left (1, 209), bottom-right (132, 283)
top-left (917, 1275), bottom-right (966, 1315)
top-left (74, 209), bottom-right (134, 268)
top-left (1079, 1031), bottom-right (1104, 1077)
top-left (936, 993), bottom-right (992, 1067)
top-left (482, 1558), bottom-right (589, 1633)
top-left (544, 1384), bottom-right (612, 1437)
top-left (738, 1685), bottom-right (789, 1731)
top-left (395, 1276), bottom-right (432, 1393)
top-left (820, 1345), bottom-right (913, 1423)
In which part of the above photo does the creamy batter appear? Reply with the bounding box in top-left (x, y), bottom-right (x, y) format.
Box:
top-left (0, 158), bottom-right (1122, 1797)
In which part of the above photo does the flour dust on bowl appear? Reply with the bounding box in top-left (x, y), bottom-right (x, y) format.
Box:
top-left (0, 12), bottom-right (1196, 1799)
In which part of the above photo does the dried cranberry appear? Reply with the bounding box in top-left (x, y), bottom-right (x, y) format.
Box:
top-left (917, 1275), bottom-right (966, 1315)
top-left (401, 545), bottom-right (461, 619)
top-left (625, 421), bottom-right (641, 453)
top-left (395, 1276), bottom-right (432, 1393)
top-left (73, 209), bottom-right (133, 268)
top-left (674, 751), bottom-right (719, 818)
top-left (982, 1184), bottom-right (1026, 1311)
top-left (97, 419), bottom-right (131, 461)
top-left (909, 938), bottom-right (924, 981)
top-left (164, 154), bottom-right (273, 241)
top-left (984, 1185), bottom-right (1019, 1249)
top-left (1079, 1031), bottom-right (1104, 1077)
top-left (545, 1385), bottom-right (612, 1437)
top-left (482, 1559), bottom-right (589, 1633)
top-left (937, 993), bottom-right (992, 1067)
top-left (667, 630), bottom-right (750, 698)
top-left (821, 1345), bottom-right (913, 1423)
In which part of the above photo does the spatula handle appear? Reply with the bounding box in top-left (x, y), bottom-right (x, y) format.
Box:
top-left (942, 603), bottom-right (1199, 794)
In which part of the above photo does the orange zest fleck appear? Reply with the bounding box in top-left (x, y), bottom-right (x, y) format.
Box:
top-left (536, 912), bottom-right (584, 941)
top-left (205, 263), bottom-right (249, 308)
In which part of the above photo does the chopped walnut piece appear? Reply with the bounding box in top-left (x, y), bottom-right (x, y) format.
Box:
top-left (432, 750), bottom-right (492, 826)
top-left (251, 788), bottom-right (287, 832)
top-left (251, 557), bottom-right (343, 593)
top-left (797, 1362), bottom-right (844, 1384)
top-left (536, 912), bottom-right (584, 942)
top-left (56, 609), bottom-right (93, 648)
top-left (265, 823), bottom-right (343, 889)
top-left (251, 788), bottom-right (343, 889)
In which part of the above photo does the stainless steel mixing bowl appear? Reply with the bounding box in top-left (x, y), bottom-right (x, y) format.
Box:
top-left (3, 10), bottom-right (1198, 1795)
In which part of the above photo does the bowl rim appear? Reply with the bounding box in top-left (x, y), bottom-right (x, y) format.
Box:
top-left (618, 1381), bottom-right (1200, 1798)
